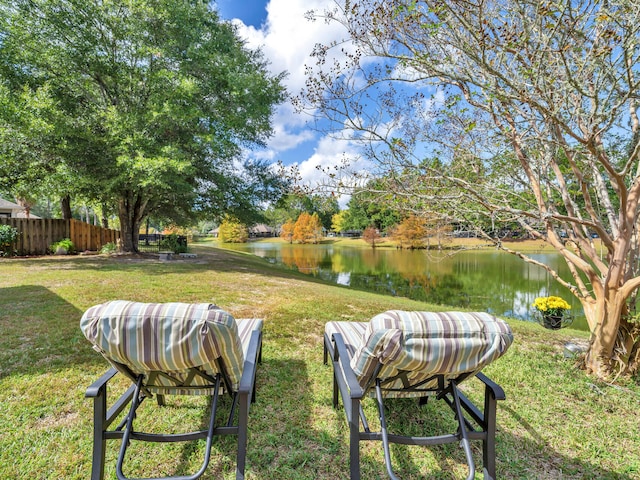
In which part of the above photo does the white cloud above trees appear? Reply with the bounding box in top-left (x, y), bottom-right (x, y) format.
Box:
top-left (231, 1), bottom-right (364, 192)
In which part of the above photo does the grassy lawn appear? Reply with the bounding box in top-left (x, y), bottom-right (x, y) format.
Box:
top-left (0, 243), bottom-right (638, 479)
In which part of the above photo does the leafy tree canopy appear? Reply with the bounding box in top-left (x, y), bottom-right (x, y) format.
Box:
top-left (331, 210), bottom-right (349, 233)
top-left (0, 0), bottom-right (287, 251)
top-left (344, 180), bottom-right (403, 232)
top-left (293, 212), bottom-right (323, 244)
top-left (280, 218), bottom-right (295, 244)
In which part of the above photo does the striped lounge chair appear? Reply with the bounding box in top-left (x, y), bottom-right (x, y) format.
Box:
top-left (81, 301), bottom-right (263, 480)
top-left (324, 311), bottom-right (513, 480)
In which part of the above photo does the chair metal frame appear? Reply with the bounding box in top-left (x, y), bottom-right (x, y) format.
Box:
top-left (324, 330), bottom-right (505, 480)
top-left (86, 328), bottom-right (262, 480)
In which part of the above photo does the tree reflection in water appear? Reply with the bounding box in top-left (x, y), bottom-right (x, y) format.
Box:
top-left (222, 242), bottom-right (587, 330)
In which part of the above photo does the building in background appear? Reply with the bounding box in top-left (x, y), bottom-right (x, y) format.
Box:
top-left (0, 197), bottom-right (40, 219)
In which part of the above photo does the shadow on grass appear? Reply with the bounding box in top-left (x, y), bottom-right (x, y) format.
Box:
top-left (202, 356), bottom-right (341, 479)
top-left (499, 404), bottom-right (634, 480)
top-left (0, 285), bottom-right (102, 378)
top-left (338, 392), bottom-right (633, 480)
top-left (96, 358), bottom-right (324, 480)
top-left (235, 357), bottom-right (324, 479)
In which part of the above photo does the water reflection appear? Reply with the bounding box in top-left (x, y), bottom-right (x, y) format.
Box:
top-left (223, 241), bottom-right (587, 331)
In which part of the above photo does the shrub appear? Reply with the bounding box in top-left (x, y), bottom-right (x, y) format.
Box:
top-left (0, 224), bottom-right (19, 256)
top-left (100, 242), bottom-right (118, 254)
top-left (159, 234), bottom-right (187, 253)
top-left (218, 218), bottom-right (248, 243)
top-left (50, 238), bottom-right (75, 255)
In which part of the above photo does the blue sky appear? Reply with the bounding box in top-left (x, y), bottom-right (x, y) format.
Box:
top-left (212, 1), bottom-right (369, 196)
top-left (216, 0), bottom-right (268, 29)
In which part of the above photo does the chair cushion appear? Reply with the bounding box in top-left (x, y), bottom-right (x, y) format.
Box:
top-left (325, 321), bottom-right (368, 358)
top-left (328, 311), bottom-right (513, 397)
top-left (237, 317), bottom-right (264, 359)
top-left (81, 301), bottom-right (251, 393)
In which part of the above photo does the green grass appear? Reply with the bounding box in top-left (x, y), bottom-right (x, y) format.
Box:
top-left (0, 243), bottom-right (638, 479)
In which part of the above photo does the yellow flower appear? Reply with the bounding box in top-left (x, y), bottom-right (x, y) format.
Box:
top-left (532, 296), bottom-right (571, 316)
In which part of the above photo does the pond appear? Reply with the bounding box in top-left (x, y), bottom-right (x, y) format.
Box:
top-left (222, 241), bottom-right (588, 331)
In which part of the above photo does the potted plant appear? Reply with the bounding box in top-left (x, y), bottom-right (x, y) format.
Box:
top-left (532, 296), bottom-right (572, 330)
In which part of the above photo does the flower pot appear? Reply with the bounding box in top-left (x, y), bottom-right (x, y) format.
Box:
top-left (542, 314), bottom-right (562, 330)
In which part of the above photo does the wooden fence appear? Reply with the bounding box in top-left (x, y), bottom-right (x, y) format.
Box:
top-left (0, 218), bottom-right (120, 255)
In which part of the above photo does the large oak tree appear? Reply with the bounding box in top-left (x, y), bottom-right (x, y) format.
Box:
top-left (0, 0), bottom-right (286, 251)
top-left (300, 0), bottom-right (640, 378)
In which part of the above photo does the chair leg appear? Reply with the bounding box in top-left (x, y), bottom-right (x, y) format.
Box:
top-left (375, 380), bottom-right (399, 480)
top-left (482, 383), bottom-right (499, 479)
top-left (86, 368), bottom-right (136, 480)
top-left (348, 397), bottom-right (361, 480)
top-left (116, 377), bottom-right (145, 480)
top-left (323, 339), bottom-right (328, 365)
top-left (115, 375), bottom-right (222, 480)
top-left (450, 381), bottom-right (476, 480)
top-left (90, 384), bottom-right (108, 480)
top-left (371, 379), bottom-right (485, 480)
top-left (236, 391), bottom-right (249, 480)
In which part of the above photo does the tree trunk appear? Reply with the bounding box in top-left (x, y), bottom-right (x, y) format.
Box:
top-left (60, 195), bottom-right (72, 220)
top-left (583, 291), bottom-right (640, 377)
top-left (101, 203), bottom-right (109, 229)
top-left (15, 197), bottom-right (33, 218)
top-left (118, 192), bottom-right (147, 253)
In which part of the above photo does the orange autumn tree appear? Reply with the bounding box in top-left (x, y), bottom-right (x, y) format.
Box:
top-left (394, 215), bottom-right (428, 249)
top-left (293, 212), bottom-right (323, 244)
top-left (280, 218), bottom-right (295, 244)
top-left (362, 226), bottom-right (381, 248)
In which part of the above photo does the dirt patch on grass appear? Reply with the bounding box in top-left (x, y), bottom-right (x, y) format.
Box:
top-left (34, 410), bottom-right (80, 431)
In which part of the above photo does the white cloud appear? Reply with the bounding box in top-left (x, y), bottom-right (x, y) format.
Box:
top-left (237, 0), bottom-right (348, 93)
top-left (269, 124), bottom-right (315, 152)
top-left (287, 133), bottom-right (373, 207)
top-left (249, 125), bottom-right (315, 162)
top-left (229, 0), bottom-right (360, 190)
top-left (226, 1), bottom-right (443, 205)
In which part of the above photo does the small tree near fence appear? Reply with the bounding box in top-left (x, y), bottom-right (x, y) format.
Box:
top-left (0, 225), bottom-right (19, 256)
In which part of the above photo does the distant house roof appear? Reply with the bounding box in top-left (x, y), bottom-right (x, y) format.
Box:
top-left (0, 197), bottom-right (21, 209)
top-left (0, 197), bottom-right (41, 218)
top-left (249, 224), bottom-right (274, 234)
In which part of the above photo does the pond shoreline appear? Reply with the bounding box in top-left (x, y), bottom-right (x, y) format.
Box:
top-left (210, 237), bottom-right (589, 331)
top-left (241, 235), bottom-right (563, 252)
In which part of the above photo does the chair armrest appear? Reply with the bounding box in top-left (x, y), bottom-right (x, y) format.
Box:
top-left (238, 328), bottom-right (262, 395)
top-left (85, 368), bottom-right (118, 398)
top-left (331, 333), bottom-right (364, 400)
top-left (475, 371), bottom-right (506, 401)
